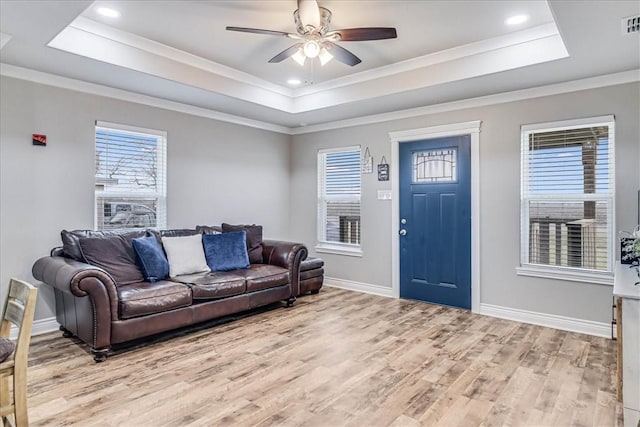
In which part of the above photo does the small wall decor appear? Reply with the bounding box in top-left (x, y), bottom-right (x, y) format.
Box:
top-left (378, 156), bottom-right (389, 181)
top-left (361, 147), bottom-right (373, 174)
top-left (32, 134), bottom-right (46, 146)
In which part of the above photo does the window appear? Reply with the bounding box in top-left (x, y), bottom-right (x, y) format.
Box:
top-left (317, 146), bottom-right (362, 256)
top-left (519, 115), bottom-right (615, 284)
top-left (413, 148), bottom-right (457, 183)
top-left (95, 121), bottom-right (167, 230)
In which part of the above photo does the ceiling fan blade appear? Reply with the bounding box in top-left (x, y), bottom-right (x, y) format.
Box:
top-left (297, 0), bottom-right (320, 29)
top-left (332, 27), bottom-right (398, 41)
top-left (226, 26), bottom-right (291, 37)
top-left (268, 43), bottom-right (304, 63)
top-left (324, 42), bottom-right (361, 66)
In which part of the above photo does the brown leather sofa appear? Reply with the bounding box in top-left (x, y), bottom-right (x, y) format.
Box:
top-left (32, 227), bottom-right (308, 362)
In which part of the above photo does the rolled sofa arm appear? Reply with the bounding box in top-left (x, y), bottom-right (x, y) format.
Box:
top-left (262, 240), bottom-right (308, 297)
top-left (32, 255), bottom-right (119, 321)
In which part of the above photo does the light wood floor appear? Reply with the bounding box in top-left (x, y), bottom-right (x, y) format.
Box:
top-left (25, 287), bottom-right (622, 426)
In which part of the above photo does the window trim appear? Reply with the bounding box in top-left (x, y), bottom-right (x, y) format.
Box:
top-left (94, 120), bottom-right (168, 230)
top-left (316, 145), bottom-right (362, 256)
top-left (518, 115), bottom-right (615, 284)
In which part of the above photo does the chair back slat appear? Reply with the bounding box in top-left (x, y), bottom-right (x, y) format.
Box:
top-left (1, 278), bottom-right (37, 341)
top-left (4, 301), bottom-right (26, 328)
top-left (8, 282), bottom-right (30, 303)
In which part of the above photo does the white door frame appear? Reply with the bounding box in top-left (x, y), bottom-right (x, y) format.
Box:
top-left (389, 121), bottom-right (482, 313)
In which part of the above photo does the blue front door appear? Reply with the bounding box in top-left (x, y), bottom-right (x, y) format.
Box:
top-left (399, 135), bottom-right (471, 309)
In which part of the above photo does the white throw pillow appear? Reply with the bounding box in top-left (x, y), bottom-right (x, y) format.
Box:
top-left (162, 234), bottom-right (210, 277)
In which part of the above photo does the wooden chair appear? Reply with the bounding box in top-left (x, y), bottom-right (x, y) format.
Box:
top-left (0, 279), bottom-right (38, 427)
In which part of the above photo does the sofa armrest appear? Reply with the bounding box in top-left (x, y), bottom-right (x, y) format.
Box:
top-left (262, 240), bottom-right (308, 297)
top-left (32, 256), bottom-right (119, 321)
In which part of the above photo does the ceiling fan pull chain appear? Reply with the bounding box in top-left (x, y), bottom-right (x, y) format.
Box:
top-left (305, 58), bottom-right (315, 85)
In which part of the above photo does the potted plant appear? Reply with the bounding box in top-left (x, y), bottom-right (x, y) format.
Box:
top-left (621, 225), bottom-right (640, 282)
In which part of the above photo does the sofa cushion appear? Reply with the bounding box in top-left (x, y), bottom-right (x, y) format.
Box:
top-left (236, 264), bottom-right (289, 292)
top-left (61, 229), bottom-right (147, 262)
top-left (221, 223), bottom-right (263, 264)
top-left (78, 235), bottom-right (144, 285)
top-left (132, 236), bottom-right (169, 282)
top-left (171, 271), bottom-right (246, 300)
top-left (117, 280), bottom-right (192, 319)
top-left (203, 231), bottom-right (250, 272)
top-left (162, 234), bottom-right (210, 277)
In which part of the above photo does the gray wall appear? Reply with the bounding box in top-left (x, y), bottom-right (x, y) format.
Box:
top-left (0, 76), bottom-right (292, 321)
top-left (2, 75), bottom-right (637, 327)
top-left (290, 82), bottom-right (640, 324)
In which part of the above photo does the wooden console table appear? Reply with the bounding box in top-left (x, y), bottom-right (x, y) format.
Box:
top-left (614, 263), bottom-right (640, 427)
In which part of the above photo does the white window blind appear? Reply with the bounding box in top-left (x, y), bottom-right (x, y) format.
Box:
top-left (317, 147), bottom-right (361, 253)
top-left (520, 116), bottom-right (615, 278)
top-left (95, 121), bottom-right (167, 230)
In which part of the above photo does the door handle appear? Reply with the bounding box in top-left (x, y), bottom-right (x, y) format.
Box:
top-left (399, 229), bottom-right (407, 236)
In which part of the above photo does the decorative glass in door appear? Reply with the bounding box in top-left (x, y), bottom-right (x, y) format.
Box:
top-left (412, 148), bottom-right (457, 183)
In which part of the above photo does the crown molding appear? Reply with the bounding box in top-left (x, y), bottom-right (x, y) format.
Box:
top-left (61, 18), bottom-right (562, 102)
top-left (0, 63), bottom-right (291, 135)
top-left (48, 17), bottom-right (568, 114)
top-left (2, 63), bottom-right (637, 137)
top-left (291, 69), bottom-right (640, 135)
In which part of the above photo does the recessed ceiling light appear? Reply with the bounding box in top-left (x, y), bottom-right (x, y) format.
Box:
top-left (287, 78), bottom-right (302, 86)
top-left (97, 7), bottom-right (120, 18)
top-left (505, 14), bottom-right (529, 26)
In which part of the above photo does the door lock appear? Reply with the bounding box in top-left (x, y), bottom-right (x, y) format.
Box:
top-left (399, 229), bottom-right (407, 236)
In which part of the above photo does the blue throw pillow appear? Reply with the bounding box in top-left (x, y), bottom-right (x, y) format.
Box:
top-left (203, 231), bottom-right (250, 272)
top-left (132, 236), bottom-right (170, 282)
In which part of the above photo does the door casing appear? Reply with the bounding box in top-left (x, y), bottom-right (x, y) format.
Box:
top-left (389, 121), bottom-right (482, 313)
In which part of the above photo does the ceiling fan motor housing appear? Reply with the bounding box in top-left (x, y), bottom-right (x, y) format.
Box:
top-left (294, 7), bottom-right (332, 35)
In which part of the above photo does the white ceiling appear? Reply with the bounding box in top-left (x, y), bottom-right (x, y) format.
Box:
top-left (0, 1), bottom-right (638, 130)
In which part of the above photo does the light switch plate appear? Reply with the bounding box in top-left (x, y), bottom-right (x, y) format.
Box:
top-left (378, 190), bottom-right (392, 200)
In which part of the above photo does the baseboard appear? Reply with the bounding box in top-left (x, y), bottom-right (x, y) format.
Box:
top-left (323, 280), bottom-right (609, 338)
top-left (324, 277), bottom-right (394, 298)
top-left (480, 303), bottom-right (611, 338)
top-left (13, 303), bottom-right (607, 341)
top-left (10, 316), bottom-right (59, 340)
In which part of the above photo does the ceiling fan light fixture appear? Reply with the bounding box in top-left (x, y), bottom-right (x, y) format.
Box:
top-left (292, 49), bottom-right (307, 66)
top-left (318, 47), bottom-right (333, 66)
top-left (303, 40), bottom-right (320, 58)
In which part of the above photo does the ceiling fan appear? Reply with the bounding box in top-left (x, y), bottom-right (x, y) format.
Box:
top-left (226, 0), bottom-right (397, 67)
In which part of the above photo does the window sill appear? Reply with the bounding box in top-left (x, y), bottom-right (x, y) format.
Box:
top-left (315, 244), bottom-right (363, 257)
top-left (516, 265), bottom-right (614, 286)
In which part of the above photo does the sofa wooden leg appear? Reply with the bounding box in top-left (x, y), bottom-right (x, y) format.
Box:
top-left (91, 347), bottom-right (109, 363)
top-left (310, 289), bottom-right (320, 295)
top-left (60, 325), bottom-right (74, 338)
top-left (286, 296), bottom-right (296, 307)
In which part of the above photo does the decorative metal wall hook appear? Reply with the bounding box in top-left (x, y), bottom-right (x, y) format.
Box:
top-left (362, 147), bottom-right (373, 174)
top-left (378, 156), bottom-right (389, 181)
